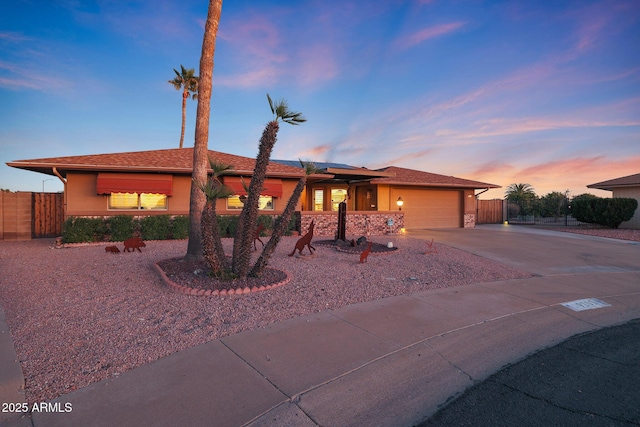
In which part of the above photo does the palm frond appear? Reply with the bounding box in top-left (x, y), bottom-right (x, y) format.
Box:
top-left (299, 159), bottom-right (320, 176)
top-left (266, 94), bottom-right (306, 125)
top-left (194, 178), bottom-right (234, 202)
top-left (207, 157), bottom-right (233, 178)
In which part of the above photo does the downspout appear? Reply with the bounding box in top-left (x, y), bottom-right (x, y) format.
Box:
top-left (52, 167), bottom-right (68, 220)
top-left (474, 188), bottom-right (489, 198)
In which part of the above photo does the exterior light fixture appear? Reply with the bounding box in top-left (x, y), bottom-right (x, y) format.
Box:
top-left (396, 196), bottom-right (404, 211)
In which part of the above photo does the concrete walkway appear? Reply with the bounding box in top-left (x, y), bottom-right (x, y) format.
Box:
top-left (2, 224), bottom-right (639, 426)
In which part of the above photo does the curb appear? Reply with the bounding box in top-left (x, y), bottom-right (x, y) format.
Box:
top-left (153, 262), bottom-right (291, 296)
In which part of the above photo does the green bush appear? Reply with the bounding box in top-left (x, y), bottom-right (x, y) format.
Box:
top-left (571, 195), bottom-right (637, 228)
top-left (217, 215), bottom-right (239, 237)
top-left (108, 215), bottom-right (138, 241)
top-left (257, 215), bottom-right (274, 235)
top-left (600, 198), bottom-right (638, 228)
top-left (140, 215), bottom-right (172, 240)
top-left (170, 215), bottom-right (190, 239)
top-left (61, 217), bottom-right (106, 243)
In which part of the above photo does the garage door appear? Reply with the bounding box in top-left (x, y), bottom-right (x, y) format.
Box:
top-left (391, 188), bottom-right (462, 229)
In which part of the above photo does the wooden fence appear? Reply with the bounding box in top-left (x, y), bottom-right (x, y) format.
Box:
top-left (477, 199), bottom-right (504, 224)
top-left (0, 192), bottom-right (64, 240)
top-left (33, 192), bottom-right (65, 238)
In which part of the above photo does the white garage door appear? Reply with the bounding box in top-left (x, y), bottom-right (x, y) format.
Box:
top-left (392, 188), bottom-right (463, 229)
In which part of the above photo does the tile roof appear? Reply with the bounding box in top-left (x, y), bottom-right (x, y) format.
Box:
top-left (7, 147), bottom-right (305, 178)
top-left (370, 166), bottom-right (500, 189)
top-left (587, 173), bottom-right (640, 190)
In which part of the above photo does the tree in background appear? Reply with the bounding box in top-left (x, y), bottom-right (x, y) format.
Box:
top-left (505, 183), bottom-right (537, 201)
top-left (505, 183), bottom-right (538, 218)
top-left (186, 0), bottom-right (223, 260)
top-left (539, 191), bottom-right (567, 218)
top-left (168, 65), bottom-right (199, 149)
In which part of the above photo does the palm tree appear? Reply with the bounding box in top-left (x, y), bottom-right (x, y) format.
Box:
top-left (168, 65), bottom-right (199, 149)
top-left (250, 160), bottom-right (318, 277)
top-left (505, 183), bottom-right (536, 201)
top-left (185, 0), bottom-right (223, 260)
top-left (231, 94), bottom-right (306, 277)
top-left (195, 158), bottom-right (233, 273)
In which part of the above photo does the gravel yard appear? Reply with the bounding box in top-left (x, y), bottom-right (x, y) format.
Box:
top-left (1, 226), bottom-right (638, 404)
top-left (0, 233), bottom-right (540, 404)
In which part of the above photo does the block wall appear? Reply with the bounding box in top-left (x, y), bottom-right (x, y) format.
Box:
top-left (0, 192), bottom-right (33, 240)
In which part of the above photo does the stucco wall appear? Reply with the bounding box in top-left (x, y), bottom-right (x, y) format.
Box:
top-left (64, 172), bottom-right (302, 217)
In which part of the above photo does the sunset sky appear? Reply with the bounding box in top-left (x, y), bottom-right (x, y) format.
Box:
top-left (1, 0), bottom-right (638, 198)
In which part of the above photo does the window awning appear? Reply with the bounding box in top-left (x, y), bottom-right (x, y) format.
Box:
top-left (96, 173), bottom-right (173, 196)
top-left (223, 177), bottom-right (283, 197)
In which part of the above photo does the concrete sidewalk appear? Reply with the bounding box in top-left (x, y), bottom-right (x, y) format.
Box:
top-left (3, 225), bottom-right (639, 426)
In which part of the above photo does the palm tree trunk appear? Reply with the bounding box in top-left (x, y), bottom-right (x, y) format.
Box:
top-left (250, 176), bottom-right (305, 277)
top-left (180, 89), bottom-right (188, 149)
top-left (232, 120), bottom-right (279, 277)
top-left (185, 0), bottom-right (223, 260)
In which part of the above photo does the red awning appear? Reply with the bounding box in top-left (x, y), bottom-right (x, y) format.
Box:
top-left (223, 177), bottom-right (283, 197)
top-left (96, 173), bottom-right (173, 195)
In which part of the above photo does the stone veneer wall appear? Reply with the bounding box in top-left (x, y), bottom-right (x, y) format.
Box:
top-left (299, 211), bottom-right (404, 237)
top-left (464, 213), bottom-right (476, 228)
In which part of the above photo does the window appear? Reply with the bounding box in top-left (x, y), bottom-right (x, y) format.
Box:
top-left (227, 195), bottom-right (274, 210)
top-left (313, 189), bottom-right (324, 211)
top-left (108, 192), bottom-right (168, 210)
top-left (331, 189), bottom-right (348, 211)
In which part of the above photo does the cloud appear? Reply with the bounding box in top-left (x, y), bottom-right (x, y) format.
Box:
top-left (0, 31), bottom-right (30, 42)
top-left (472, 155), bottom-right (640, 197)
top-left (0, 60), bottom-right (71, 92)
top-left (394, 21), bottom-right (466, 50)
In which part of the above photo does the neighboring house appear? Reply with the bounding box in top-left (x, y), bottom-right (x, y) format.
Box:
top-left (7, 147), bottom-right (499, 234)
top-left (587, 173), bottom-right (640, 229)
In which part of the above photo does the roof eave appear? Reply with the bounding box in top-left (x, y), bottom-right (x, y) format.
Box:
top-left (371, 180), bottom-right (500, 189)
top-left (6, 162), bottom-right (305, 179)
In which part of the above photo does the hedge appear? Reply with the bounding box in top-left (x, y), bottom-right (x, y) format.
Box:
top-left (61, 214), bottom-right (296, 243)
top-left (571, 195), bottom-right (638, 228)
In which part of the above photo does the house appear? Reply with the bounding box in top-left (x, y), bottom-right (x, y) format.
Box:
top-left (7, 147), bottom-right (500, 235)
top-left (587, 173), bottom-right (640, 229)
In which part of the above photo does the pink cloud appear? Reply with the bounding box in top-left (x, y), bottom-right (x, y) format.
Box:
top-left (395, 21), bottom-right (466, 50)
top-left (472, 155), bottom-right (640, 198)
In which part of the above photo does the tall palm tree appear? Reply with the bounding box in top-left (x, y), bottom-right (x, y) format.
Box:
top-left (250, 160), bottom-right (317, 277)
top-left (185, 0), bottom-right (223, 260)
top-left (168, 65), bottom-right (199, 149)
top-left (232, 94), bottom-right (306, 277)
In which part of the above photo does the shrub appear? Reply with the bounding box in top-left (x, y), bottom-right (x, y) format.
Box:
top-left (600, 198), bottom-right (637, 228)
top-left (170, 215), bottom-right (190, 239)
top-left (62, 217), bottom-right (106, 243)
top-left (539, 192), bottom-right (566, 218)
top-left (140, 215), bottom-right (172, 240)
top-left (257, 215), bottom-right (274, 235)
top-left (108, 215), bottom-right (138, 241)
top-left (217, 215), bottom-right (239, 237)
top-left (571, 195), bottom-right (637, 228)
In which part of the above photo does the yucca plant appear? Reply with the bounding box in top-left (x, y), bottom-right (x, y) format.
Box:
top-left (195, 158), bottom-right (233, 273)
top-left (250, 160), bottom-right (318, 277)
top-left (231, 95), bottom-right (306, 277)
